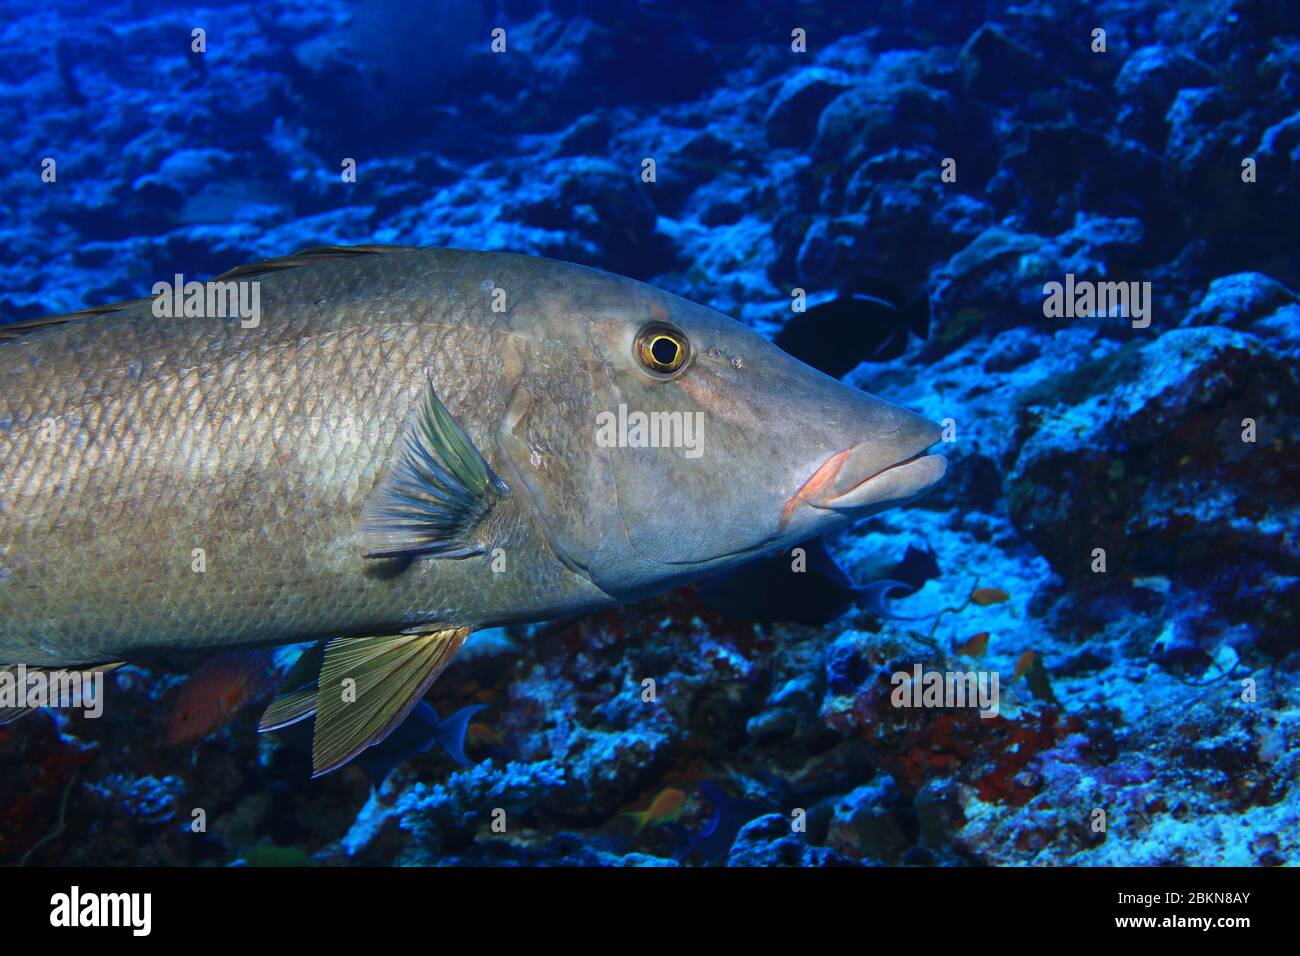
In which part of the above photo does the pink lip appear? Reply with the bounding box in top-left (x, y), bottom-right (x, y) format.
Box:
top-left (780, 445), bottom-right (946, 529)
top-left (780, 446), bottom-right (851, 529)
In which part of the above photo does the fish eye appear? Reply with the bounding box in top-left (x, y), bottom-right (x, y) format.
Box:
top-left (635, 323), bottom-right (689, 376)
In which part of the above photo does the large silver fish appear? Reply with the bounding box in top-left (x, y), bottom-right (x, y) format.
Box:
top-left (0, 246), bottom-right (946, 773)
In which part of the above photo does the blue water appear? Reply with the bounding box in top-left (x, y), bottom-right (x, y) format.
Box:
top-left (0, 0), bottom-right (1296, 867)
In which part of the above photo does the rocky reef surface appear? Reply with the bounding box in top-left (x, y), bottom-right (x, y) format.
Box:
top-left (0, 0), bottom-right (1296, 866)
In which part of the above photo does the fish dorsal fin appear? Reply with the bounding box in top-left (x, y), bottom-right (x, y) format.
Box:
top-left (360, 376), bottom-right (508, 559)
top-left (0, 300), bottom-right (154, 342)
top-left (210, 244), bottom-right (419, 283)
top-left (311, 627), bottom-right (469, 777)
top-left (0, 245), bottom-right (417, 343)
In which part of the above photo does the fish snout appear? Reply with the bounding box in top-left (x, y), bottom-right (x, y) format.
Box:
top-left (781, 410), bottom-right (947, 529)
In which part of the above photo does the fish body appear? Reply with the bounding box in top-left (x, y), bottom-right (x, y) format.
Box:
top-left (624, 787), bottom-right (687, 832)
top-left (0, 248), bottom-right (609, 665)
top-left (163, 648), bottom-right (282, 747)
top-left (1, 246), bottom-right (947, 772)
top-left (774, 288), bottom-right (930, 378)
top-left (969, 587), bottom-right (1010, 606)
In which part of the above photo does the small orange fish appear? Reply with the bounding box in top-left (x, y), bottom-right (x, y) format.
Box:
top-left (970, 587), bottom-right (1010, 606)
top-left (622, 787), bottom-right (687, 832)
top-left (164, 650), bottom-right (281, 747)
top-left (956, 632), bottom-right (990, 657)
top-left (1012, 649), bottom-right (1037, 682)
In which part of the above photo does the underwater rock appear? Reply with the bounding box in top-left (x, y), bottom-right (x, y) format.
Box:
top-left (813, 81), bottom-right (955, 177)
top-left (1257, 110), bottom-right (1300, 170)
top-left (1114, 45), bottom-right (1214, 109)
top-left (928, 226), bottom-right (1061, 353)
top-left (1165, 87), bottom-right (1234, 181)
top-left (727, 813), bottom-right (857, 867)
top-left (1007, 326), bottom-right (1299, 646)
top-left (746, 674), bottom-right (820, 740)
top-left (650, 128), bottom-right (753, 216)
top-left (825, 776), bottom-right (914, 864)
top-left (88, 773), bottom-right (184, 823)
top-left (493, 5), bottom-right (720, 126)
top-left (388, 760), bottom-right (569, 863)
top-left (1182, 272), bottom-right (1298, 330)
top-left (555, 113), bottom-right (614, 156)
top-left (804, 148), bottom-right (994, 298)
top-left (505, 157), bottom-right (671, 278)
top-left (993, 122), bottom-right (1169, 233)
top-left (821, 631), bottom-right (1083, 808)
top-left (959, 23), bottom-right (1039, 101)
top-left (1055, 213), bottom-right (1148, 269)
top-left (764, 67), bottom-right (855, 149)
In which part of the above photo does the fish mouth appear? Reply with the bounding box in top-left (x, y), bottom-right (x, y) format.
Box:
top-left (780, 436), bottom-right (948, 528)
top-left (820, 450), bottom-right (948, 511)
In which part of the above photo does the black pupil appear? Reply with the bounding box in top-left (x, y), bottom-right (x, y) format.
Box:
top-left (651, 337), bottom-right (679, 366)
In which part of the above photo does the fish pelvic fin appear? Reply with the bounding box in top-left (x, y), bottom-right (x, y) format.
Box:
top-left (359, 376), bottom-right (508, 560)
top-left (258, 685), bottom-right (318, 733)
top-left (310, 626), bottom-right (470, 778)
top-left (257, 642), bottom-right (327, 732)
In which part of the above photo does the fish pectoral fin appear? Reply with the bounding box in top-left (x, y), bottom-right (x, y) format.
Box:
top-left (0, 662), bottom-right (124, 724)
top-left (359, 376), bottom-right (508, 560)
top-left (310, 626), bottom-right (470, 777)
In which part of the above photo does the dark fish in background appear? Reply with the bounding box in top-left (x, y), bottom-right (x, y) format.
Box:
top-left (774, 287), bottom-right (931, 380)
top-left (668, 780), bottom-right (767, 864)
top-left (1012, 650), bottom-right (1057, 704)
top-left (356, 701), bottom-right (487, 785)
top-left (696, 537), bottom-right (858, 625)
top-left (696, 538), bottom-right (942, 625)
top-left (887, 542), bottom-right (942, 593)
top-left (163, 649), bottom-right (283, 747)
top-left (54, 37), bottom-right (87, 107)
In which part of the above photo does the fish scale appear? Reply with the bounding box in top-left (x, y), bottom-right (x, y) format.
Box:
top-left (0, 249), bottom-right (595, 666)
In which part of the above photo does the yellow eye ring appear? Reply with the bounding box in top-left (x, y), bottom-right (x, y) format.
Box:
top-left (635, 324), bottom-right (690, 376)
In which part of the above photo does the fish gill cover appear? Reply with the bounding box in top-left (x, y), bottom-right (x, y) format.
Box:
top-left (0, 0), bottom-right (1296, 873)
